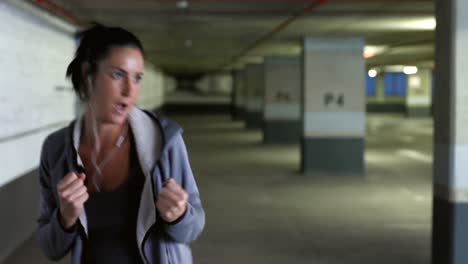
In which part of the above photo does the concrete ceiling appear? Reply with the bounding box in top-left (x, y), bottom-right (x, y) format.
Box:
top-left (41, 0), bottom-right (435, 74)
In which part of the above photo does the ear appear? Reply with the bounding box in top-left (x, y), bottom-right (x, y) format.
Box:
top-left (80, 62), bottom-right (93, 99)
top-left (81, 62), bottom-right (91, 82)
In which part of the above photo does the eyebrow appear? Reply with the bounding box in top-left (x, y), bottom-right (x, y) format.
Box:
top-left (108, 66), bottom-right (144, 76)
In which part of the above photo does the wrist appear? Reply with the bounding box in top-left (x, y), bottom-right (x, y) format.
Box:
top-left (58, 212), bottom-right (77, 232)
top-left (166, 206), bottom-right (188, 225)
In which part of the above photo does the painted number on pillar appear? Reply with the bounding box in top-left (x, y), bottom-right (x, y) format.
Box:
top-left (324, 92), bottom-right (344, 107)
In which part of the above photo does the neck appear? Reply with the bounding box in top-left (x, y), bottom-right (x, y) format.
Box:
top-left (82, 109), bottom-right (127, 152)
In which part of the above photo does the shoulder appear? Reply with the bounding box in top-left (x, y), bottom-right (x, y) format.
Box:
top-left (143, 110), bottom-right (182, 133)
top-left (41, 122), bottom-right (73, 162)
top-left (140, 109), bottom-right (183, 144)
top-left (43, 125), bottom-right (69, 149)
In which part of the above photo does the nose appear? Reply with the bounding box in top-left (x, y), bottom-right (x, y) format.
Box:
top-left (121, 76), bottom-right (135, 97)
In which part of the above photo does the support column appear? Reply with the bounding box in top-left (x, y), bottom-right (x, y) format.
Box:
top-left (263, 57), bottom-right (301, 144)
top-left (244, 64), bottom-right (264, 129)
top-left (432, 1), bottom-right (468, 263)
top-left (301, 37), bottom-right (365, 175)
top-left (232, 70), bottom-right (246, 120)
top-left (406, 68), bottom-right (432, 117)
top-left (375, 73), bottom-right (385, 103)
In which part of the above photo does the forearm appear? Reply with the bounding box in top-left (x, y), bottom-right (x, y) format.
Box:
top-left (163, 198), bottom-right (205, 244)
top-left (37, 209), bottom-right (78, 261)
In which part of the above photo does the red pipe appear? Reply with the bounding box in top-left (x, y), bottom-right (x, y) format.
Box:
top-left (30, 0), bottom-right (417, 30)
top-left (161, 0), bottom-right (409, 2)
top-left (223, 0), bottom-right (329, 69)
top-left (32, 0), bottom-right (90, 28)
top-left (164, 0), bottom-right (321, 2)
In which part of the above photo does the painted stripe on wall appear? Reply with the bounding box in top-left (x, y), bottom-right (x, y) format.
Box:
top-left (303, 112), bottom-right (365, 137)
top-left (264, 103), bottom-right (300, 120)
top-left (407, 97), bottom-right (432, 106)
top-left (434, 143), bottom-right (468, 202)
top-left (0, 123), bottom-right (66, 187)
top-left (434, 184), bottom-right (468, 204)
top-left (246, 97), bottom-right (263, 112)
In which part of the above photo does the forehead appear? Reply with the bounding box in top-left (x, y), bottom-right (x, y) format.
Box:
top-left (101, 46), bottom-right (144, 71)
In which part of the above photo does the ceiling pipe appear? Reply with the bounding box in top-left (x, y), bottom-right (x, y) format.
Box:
top-left (220, 0), bottom-right (329, 70)
top-left (160, 0), bottom-right (416, 3)
top-left (32, 0), bottom-right (90, 28)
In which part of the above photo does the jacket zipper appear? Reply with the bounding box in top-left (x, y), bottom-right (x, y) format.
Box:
top-left (165, 244), bottom-right (173, 264)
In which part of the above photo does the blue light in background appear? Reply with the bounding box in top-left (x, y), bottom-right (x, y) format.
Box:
top-left (366, 74), bottom-right (376, 96)
top-left (384, 73), bottom-right (407, 96)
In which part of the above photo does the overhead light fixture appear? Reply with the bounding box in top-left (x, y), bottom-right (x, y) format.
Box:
top-left (176, 0), bottom-right (189, 9)
top-left (403, 66), bottom-right (418, 75)
top-left (390, 17), bottom-right (436, 31)
top-left (383, 65), bottom-right (405, 73)
top-left (412, 18), bottom-right (436, 30)
top-left (368, 69), bottom-right (378, 78)
top-left (239, 56), bottom-right (264, 64)
top-left (363, 45), bottom-right (387, 59)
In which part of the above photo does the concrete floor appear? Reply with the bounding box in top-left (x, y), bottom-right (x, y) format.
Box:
top-left (4, 114), bottom-right (432, 264)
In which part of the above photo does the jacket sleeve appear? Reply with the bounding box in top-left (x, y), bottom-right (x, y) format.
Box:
top-left (36, 136), bottom-right (78, 261)
top-left (162, 134), bottom-right (205, 244)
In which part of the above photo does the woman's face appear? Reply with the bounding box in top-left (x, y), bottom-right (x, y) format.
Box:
top-left (88, 46), bottom-right (144, 125)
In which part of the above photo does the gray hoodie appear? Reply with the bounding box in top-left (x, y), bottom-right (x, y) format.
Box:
top-left (37, 107), bottom-right (205, 263)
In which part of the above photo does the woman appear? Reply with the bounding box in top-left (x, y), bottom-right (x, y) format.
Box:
top-left (37, 25), bottom-right (205, 264)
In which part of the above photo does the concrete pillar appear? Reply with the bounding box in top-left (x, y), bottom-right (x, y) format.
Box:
top-left (244, 64), bottom-right (264, 129)
top-left (232, 70), bottom-right (246, 120)
top-left (432, 1), bottom-right (468, 263)
top-left (263, 57), bottom-right (301, 144)
top-left (301, 37), bottom-right (365, 175)
top-left (406, 68), bottom-right (432, 117)
top-left (375, 73), bottom-right (385, 103)
top-left (230, 70), bottom-right (236, 119)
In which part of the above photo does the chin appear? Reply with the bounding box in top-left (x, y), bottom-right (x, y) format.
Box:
top-left (110, 113), bottom-right (129, 125)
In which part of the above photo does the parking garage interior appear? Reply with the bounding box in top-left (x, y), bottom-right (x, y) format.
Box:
top-left (1, 0), bottom-right (466, 263)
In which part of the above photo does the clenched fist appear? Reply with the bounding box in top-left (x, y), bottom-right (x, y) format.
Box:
top-left (156, 178), bottom-right (188, 223)
top-left (57, 172), bottom-right (88, 230)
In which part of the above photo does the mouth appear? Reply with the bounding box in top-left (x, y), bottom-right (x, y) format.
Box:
top-left (115, 102), bottom-right (129, 114)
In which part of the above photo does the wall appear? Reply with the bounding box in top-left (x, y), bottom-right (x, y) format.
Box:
top-left (0, 1), bottom-right (77, 261)
top-left (137, 62), bottom-right (165, 110)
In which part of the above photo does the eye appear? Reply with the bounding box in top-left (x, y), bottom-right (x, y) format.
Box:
top-left (111, 71), bottom-right (123, 80)
top-left (134, 75), bottom-right (143, 84)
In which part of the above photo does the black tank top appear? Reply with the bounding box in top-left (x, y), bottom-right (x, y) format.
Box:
top-left (83, 134), bottom-right (145, 264)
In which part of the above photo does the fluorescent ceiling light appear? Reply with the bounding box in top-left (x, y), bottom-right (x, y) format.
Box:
top-left (394, 17), bottom-right (436, 30)
top-left (238, 56), bottom-right (264, 64)
top-left (403, 66), bottom-right (418, 75)
top-left (363, 45), bottom-right (387, 59)
top-left (368, 69), bottom-right (378, 78)
top-left (412, 18), bottom-right (436, 30)
top-left (383, 65), bottom-right (405, 73)
top-left (177, 0), bottom-right (189, 9)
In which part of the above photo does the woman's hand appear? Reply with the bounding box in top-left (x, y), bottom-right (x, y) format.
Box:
top-left (57, 172), bottom-right (88, 230)
top-left (156, 178), bottom-right (188, 223)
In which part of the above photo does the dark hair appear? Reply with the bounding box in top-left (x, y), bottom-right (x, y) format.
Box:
top-left (66, 24), bottom-right (145, 101)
